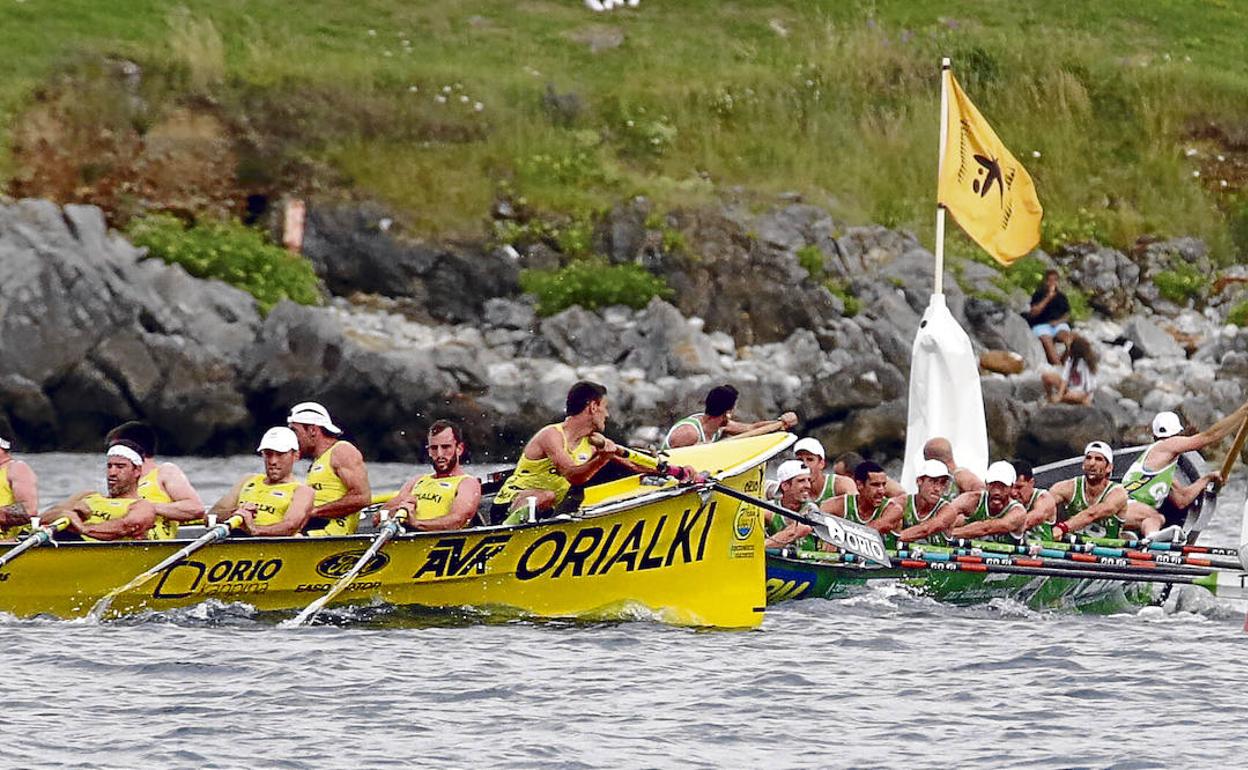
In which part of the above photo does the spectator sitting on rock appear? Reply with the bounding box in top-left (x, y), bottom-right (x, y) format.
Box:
top-left (1041, 334), bottom-right (1098, 406)
top-left (1027, 269), bottom-right (1073, 365)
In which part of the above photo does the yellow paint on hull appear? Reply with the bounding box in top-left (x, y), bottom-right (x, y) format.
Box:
top-left (0, 434), bottom-right (792, 628)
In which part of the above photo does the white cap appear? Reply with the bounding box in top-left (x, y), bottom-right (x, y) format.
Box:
top-left (984, 460), bottom-right (1017, 486)
top-left (792, 437), bottom-right (825, 459)
top-left (1084, 441), bottom-right (1113, 463)
top-left (917, 459), bottom-right (952, 480)
top-left (775, 460), bottom-right (811, 486)
top-left (257, 426), bottom-right (300, 453)
top-left (0, 437), bottom-right (9, 451)
top-left (1152, 411), bottom-right (1183, 439)
top-left (287, 401), bottom-right (342, 434)
top-left (106, 443), bottom-right (143, 466)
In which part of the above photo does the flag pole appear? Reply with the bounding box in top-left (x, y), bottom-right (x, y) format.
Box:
top-left (933, 57), bottom-right (951, 296)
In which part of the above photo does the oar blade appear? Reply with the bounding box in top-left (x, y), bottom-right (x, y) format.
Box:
top-left (803, 506), bottom-right (891, 567)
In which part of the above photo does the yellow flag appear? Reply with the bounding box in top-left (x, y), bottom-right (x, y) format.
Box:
top-left (938, 70), bottom-right (1043, 266)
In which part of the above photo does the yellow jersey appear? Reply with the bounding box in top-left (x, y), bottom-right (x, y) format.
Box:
top-left (238, 473), bottom-right (302, 527)
top-left (79, 494), bottom-right (142, 542)
top-left (137, 467), bottom-right (178, 541)
top-left (0, 463), bottom-right (28, 540)
top-left (305, 442), bottom-right (357, 536)
top-left (408, 473), bottom-right (470, 522)
top-left (494, 424), bottom-right (594, 508)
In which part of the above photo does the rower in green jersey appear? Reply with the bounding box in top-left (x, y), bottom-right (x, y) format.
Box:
top-left (1050, 441), bottom-right (1129, 540)
top-left (42, 441), bottom-right (158, 541)
top-left (949, 461), bottom-right (1028, 544)
top-left (1010, 460), bottom-right (1059, 542)
top-left (210, 427), bottom-right (315, 537)
top-left (820, 461), bottom-right (903, 547)
top-left (792, 438), bottom-right (855, 503)
top-left (1117, 407), bottom-right (1247, 538)
top-left (764, 460), bottom-right (819, 551)
top-left (0, 417), bottom-right (38, 541)
top-left (661, 384), bottom-right (797, 451)
top-left (922, 437), bottom-right (985, 502)
top-left (893, 460), bottom-right (954, 545)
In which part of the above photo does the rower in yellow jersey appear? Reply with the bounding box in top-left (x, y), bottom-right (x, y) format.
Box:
top-left (382, 420), bottom-right (482, 531)
top-left (211, 427), bottom-right (315, 537)
top-left (0, 417), bottom-right (39, 541)
top-left (287, 402), bottom-right (371, 536)
top-left (489, 381), bottom-right (652, 525)
top-left (105, 421), bottom-right (205, 540)
top-left (43, 441), bottom-right (158, 541)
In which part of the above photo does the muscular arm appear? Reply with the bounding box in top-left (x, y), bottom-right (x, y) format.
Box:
top-left (209, 479), bottom-right (247, 521)
top-left (955, 469), bottom-right (985, 494)
top-left (897, 494), bottom-right (973, 542)
top-left (765, 520), bottom-right (813, 549)
top-left (818, 495), bottom-right (847, 517)
top-left (1167, 472), bottom-right (1221, 511)
top-left (663, 423), bottom-right (700, 449)
top-left (873, 499), bottom-right (904, 534)
top-left (246, 486), bottom-right (315, 537)
top-left (151, 464), bottom-right (205, 522)
top-left (539, 428), bottom-right (612, 485)
top-left (80, 500), bottom-right (157, 541)
top-left (1024, 491), bottom-right (1058, 530)
top-left (1061, 486), bottom-right (1128, 533)
top-left (0, 461), bottom-right (38, 527)
top-left (1152, 400), bottom-right (1248, 464)
top-left (951, 505), bottom-right (1026, 540)
top-left (311, 443), bottom-right (372, 521)
top-left (723, 412), bottom-right (798, 440)
top-left (410, 478), bottom-right (482, 532)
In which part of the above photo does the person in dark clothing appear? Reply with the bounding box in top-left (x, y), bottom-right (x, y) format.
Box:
top-left (1027, 269), bottom-right (1073, 365)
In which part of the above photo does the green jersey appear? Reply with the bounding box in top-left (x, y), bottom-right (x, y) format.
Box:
top-left (1022, 488), bottom-right (1055, 542)
top-left (814, 473), bottom-right (845, 504)
top-left (660, 413), bottom-right (723, 451)
top-left (965, 492), bottom-right (1027, 543)
top-left (765, 509), bottom-right (819, 553)
top-left (898, 495), bottom-right (947, 546)
top-left (1120, 442), bottom-right (1179, 509)
top-left (844, 494), bottom-right (895, 549)
top-left (1065, 476), bottom-right (1124, 539)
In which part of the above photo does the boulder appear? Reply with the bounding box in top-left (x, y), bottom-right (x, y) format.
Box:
top-left (1123, 316), bottom-right (1186, 360)
top-left (1017, 403), bottom-right (1117, 464)
top-left (1059, 243), bottom-right (1139, 317)
top-left (964, 297), bottom-right (1047, 370)
top-left (593, 197), bottom-right (652, 265)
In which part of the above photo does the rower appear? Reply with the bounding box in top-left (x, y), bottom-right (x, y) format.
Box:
top-left (820, 461), bottom-right (903, 543)
top-left (1118, 408), bottom-right (1248, 538)
top-left (211, 427), bottom-right (314, 537)
top-left (923, 437), bottom-right (985, 499)
top-left (383, 420), bottom-right (482, 531)
top-left (490, 381), bottom-right (652, 524)
top-left (43, 441), bottom-right (157, 541)
top-left (105, 421), bottom-right (205, 540)
top-left (287, 401), bottom-right (371, 537)
top-left (1049, 441), bottom-right (1129, 540)
top-left (661, 384), bottom-right (797, 450)
top-left (891, 460), bottom-right (953, 545)
top-left (793, 438), bottom-right (855, 503)
top-left (1011, 460), bottom-right (1059, 541)
top-left (763, 460), bottom-right (816, 550)
top-left (831, 451), bottom-right (864, 478)
top-left (948, 461), bottom-right (1028, 543)
top-left (0, 417), bottom-right (38, 541)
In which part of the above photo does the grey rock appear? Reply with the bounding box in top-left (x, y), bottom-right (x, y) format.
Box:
top-left (594, 197), bottom-right (651, 264)
top-left (1018, 404), bottom-right (1116, 463)
top-left (964, 297), bottom-right (1046, 369)
top-left (541, 306), bottom-right (625, 366)
top-left (483, 297), bottom-right (536, 330)
top-left (1124, 316), bottom-right (1185, 359)
top-left (1060, 243), bottom-right (1139, 317)
top-left (982, 377), bottom-right (1028, 459)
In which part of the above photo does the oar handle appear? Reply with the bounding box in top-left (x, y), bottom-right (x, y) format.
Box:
top-left (1218, 416), bottom-right (1248, 485)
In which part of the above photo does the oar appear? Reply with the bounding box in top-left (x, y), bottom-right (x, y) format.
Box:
top-left (287, 510), bottom-right (408, 627)
top-left (908, 544), bottom-right (1218, 578)
top-left (87, 515), bottom-right (243, 620)
top-left (0, 517), bottom-right (70, 569)
top-left (893, 557), bottom-right (1240, 595)
top-left (948, 537), bottom-right (1241, 571)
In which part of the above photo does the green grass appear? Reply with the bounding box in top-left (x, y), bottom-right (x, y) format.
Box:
top-left (520, 260), bottom-right (672, 316)
top-left (3, 1), bottom-right (1248, 256)
top-left (1229, 299), bottom-right (1248, 327)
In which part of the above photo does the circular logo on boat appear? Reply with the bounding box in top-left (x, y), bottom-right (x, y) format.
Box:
top-left (734, 506), bottom-right (756, 540)
top-left (315, 550), bottom-right (390, 579)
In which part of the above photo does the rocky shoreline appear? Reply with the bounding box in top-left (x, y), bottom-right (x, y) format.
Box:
top-left (2, 197), bottom-right (1246, 468)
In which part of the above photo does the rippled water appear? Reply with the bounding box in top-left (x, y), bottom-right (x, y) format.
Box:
top-left (5, 455), bottom-right (1248, 768)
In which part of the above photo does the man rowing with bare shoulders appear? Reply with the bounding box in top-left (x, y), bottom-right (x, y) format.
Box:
top-left (382, 420), bottom-right (482, 532)
top-left (764, 460), bottom-right (817, 550)
top-left (820, 461), bottom-right (903, 542)
top-left (1049, 442), bottom-right (1129, 540)
top-left (1117, 407), bottom-right (1248, 539)
top-left (793, 438), bottom-right (856, 503)
top-left (0, 417), bottom-right (38, 541)
top-left (287, 402), bottom-right (371, 537)
top-left (106, 421), bottom-right (205, 540)
top-left (897, 461), bottom-right (1022, 545)
top-left (211, 427), bottom-right (315, 537)
top-left (1011, 460), bottom-right (1059, 541)
top-left (491, 381), bottom-right (653, 524)
top-left (889, 460), bottom-right (953, 545)
top-left (44, 441), bottom-right (158, 541)
top-left (661, 384), bottom-right (798, 450)
top-left (923, 437), bottom-right (985, 499)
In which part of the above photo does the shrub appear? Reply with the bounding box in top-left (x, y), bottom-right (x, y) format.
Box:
top-left (824, 278), bottom-right (861, 318)
top-left (520, 260), bottom-right (672, 316)
top-left (127, 214), bottom-right (321, 314)
top-left (1153, 263), bottom-right (1209, 304)
top-left (1228, 300), bottom-right (1248, 327)
top-left (796, 245), bottom-right (824, 278)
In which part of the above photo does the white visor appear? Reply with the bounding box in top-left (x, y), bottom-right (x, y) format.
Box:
top-left (257, 426), bottom-right (300, 453)
top-left (1152, 411), bottom-right (1182, 439)
top-left (984, 460), bottom-right (1017, 487)
top-left (792, 437), bottom-right (825, 459)
top-left (0, 437), bottom-right (10, 451)
top-left (106, 444), bottom-right (143, 466)
top-left (287, 401), bottom-right (342, 434)
top-left (1084, 441), bottom-right (1113, 463)
top-left (775, 459), bottom-right (811, 486)
top-left (917, 459), bottom-right (952, 480)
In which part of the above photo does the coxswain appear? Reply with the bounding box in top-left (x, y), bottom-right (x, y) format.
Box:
top-left (661, 384), bottom-right (797, 450)
top-left (793, 438), bottom-right (855, 503)
top-left (0, 417), bottom-right (38, 541)
top-left (923, 437), bottom-right (985, 498)
top-left (820, 461), bottom-right (903, 543)
top-left (1011, 460), bottom-right (1059, 540)
top-left (211, 427), bottom-right (314, 537)
top-left (948, 461), bottom-right (1028, 543)
top-left (1049, 442), bottom-right (1129, 540)
top-left (383, 420), bottom-right (482, 531)
top-left (490, 381), bottom-right (653, 524)
top-left (763, 460), bottom-right (816, 550)
top-left (1118, 407), bottom-right (1248, 538)
top-left (287, 401), bottom-right (371, 536)
top-left (105, 421), bottom-right (205, 540)
top-left (44, 441), bottom-right (157, 541)
top-left (890, 460), bottom-right (953, 545)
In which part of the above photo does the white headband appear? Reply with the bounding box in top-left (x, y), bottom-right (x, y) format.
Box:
top-left (0, 437), bottom-right (10, 451)
top-left (106, 444), bottom-right (143, 466)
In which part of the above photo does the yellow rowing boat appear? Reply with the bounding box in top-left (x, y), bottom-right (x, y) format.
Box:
top-left (0, 433), bottom-right (792, 628)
